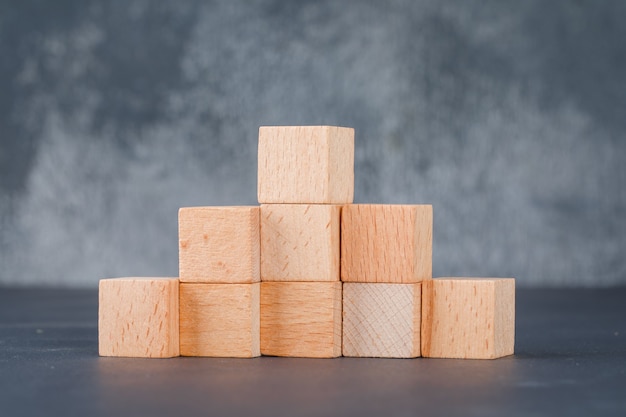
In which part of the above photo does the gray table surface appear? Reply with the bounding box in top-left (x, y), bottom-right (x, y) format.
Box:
top-left (0, 287), bottom-right (625, 417)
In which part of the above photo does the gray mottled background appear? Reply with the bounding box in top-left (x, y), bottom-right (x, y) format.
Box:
top-left (1, 0), bottom-right (625, 288)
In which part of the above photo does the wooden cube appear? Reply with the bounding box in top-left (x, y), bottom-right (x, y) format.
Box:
top-left (260, 204), bottom-right (341, 282)
top-left (257, 126), bottom-right (354, 204)
top-left (179, 283), bottom-right (260, 358)
top-left (341, 204), bottom-right (432, 283)
top-left (343, 283), bottom-right (421, 358)
top-left (260, 282), bottom-right (342, 358)
top-left (99, 278), bottom-right (179, 358)
top-left (421, 278), bottom-right (515, 359)
top-left (179, 206), bottom-right (259, 283)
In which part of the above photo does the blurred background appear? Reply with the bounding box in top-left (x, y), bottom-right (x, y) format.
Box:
top-left (1, 0), bottom-right (625, 288)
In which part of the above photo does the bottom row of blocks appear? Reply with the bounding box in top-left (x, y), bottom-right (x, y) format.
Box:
top-left (99, 278), bottom-right (515, 359)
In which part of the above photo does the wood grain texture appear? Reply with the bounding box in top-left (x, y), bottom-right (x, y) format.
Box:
top-left (421, 278), bottom-right (515, 359)
top-left (98, 278), bottom-right (179, 358)
top-left (179, 283), bottom-right (260, 358)
top-left (343, 283), bottom-right (421, 358)
top-left (260, 282), bottom-right (342, 358)
top-left (257, 126), bottom-right (354, 204)
top-left (260, 204), bottom-right (340, 281)
top-left (341, 204), bottom-right (432, 283)
top-left (178, 206), bottom-right (259, 283)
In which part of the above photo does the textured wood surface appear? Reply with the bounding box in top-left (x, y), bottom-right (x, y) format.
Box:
top-left (98, 277), bottom-right (179, 358)
top-left (257, 126), bottom-right (354, 204)
top-left (179, 283), bottom-right (260, 358)
top-left (341, 204), bottom-right (433, 283)
top-left (421, 278), bottom-right (515, 359)
top-left (260, 282), bottom-right (342, 358)
top-left (343, 283), bottom-right (421, 358)
top-left (178, 206), bottom-right (260, 283)
top-left (260, 204), bottom-right (341, 281)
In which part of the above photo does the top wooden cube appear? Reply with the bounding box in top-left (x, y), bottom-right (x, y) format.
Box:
top-left (257, 126), bottom-right (354, 204)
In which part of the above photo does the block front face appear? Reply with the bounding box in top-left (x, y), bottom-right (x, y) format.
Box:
top-left (260, 204), bottom-right (340, 281)
top-left (341, 204), bottom-right (433, 283)
top-left (179, 206), bottom-right (260, 283)
top-left (421, 278), bottom-right (515, 359)
top-left (98, 278), bottom-right (179, 358)
top-left (179, 283), bottom-right (260, 358)
top-left (260, 282), bottom-right (342, 358)
top-left (257, 126), bottom-right (354, 204)
top-left (343, 283), bottom-right (421, 358)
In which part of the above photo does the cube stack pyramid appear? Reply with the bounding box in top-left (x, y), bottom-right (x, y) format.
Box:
top-left (99, 125), bottom-right (515, 360)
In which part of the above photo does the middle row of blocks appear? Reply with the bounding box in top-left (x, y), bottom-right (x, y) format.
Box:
top-left (179, 204), bottom-right (433, 283)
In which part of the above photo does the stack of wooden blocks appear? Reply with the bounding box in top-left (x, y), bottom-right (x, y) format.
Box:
top-left (99, 125), bottom-right (515, 360)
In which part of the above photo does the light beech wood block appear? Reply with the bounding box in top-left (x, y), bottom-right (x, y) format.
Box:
top-left (421, 278), bottom-right (515, 359)
top-left (343, 283), bottom-right (421, 358)
top-left (178, 206), bottom-right (259, 283)
top-left (260, 282), bottom-right (342, 358)
top-left (179, 283), bottom-right (260, 358)
top-left (260, 204), bottom-right (341, 282)
top-left (98, 278), bottom-right (179, 358)
top-left (341, 204), bottom-right (433, 283)
top-left (257, 125), bottom-right (354, 204)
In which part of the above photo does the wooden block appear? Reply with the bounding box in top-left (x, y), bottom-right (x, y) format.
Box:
top-left (343, 283), bottom-right (421, 358)
top-left (257, 126), bottom-right (354, 204)
top-left (341, 204), bottom-right (433, 283)
top-left (179, 206), bottom-right (259, 283)
top-left (260, 282), bottom-right (342, 358)
top-left (98, 278), bottom-right (179, 358)
top-left (260, 204), bottom-right (341, 282)
top-left (179, 283), bottom-right (260, 358)
top-left (421, 278), bottom-right (515, 359)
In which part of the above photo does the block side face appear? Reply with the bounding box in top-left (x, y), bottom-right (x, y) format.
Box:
top-left (413, 205), bottom-right (433, 282)
top-left (250, 282), bottom-right (261, 357)
top-left (260, 204), bottom-right (340, 281)
top-left (179, 206), bottom-right (260, 283)
top-left (420, 280), bottom-right (434, 357)
top-left (422, 279), bottom-right (497, 359)
top-left (342, 283), bottom-right (419, 358)
top-left (250, 208), bottom-right (261, 284)
top-left (327, 126), bottom-right (354, 203)
top-left (412, 283), bottom-right (422, 357)
top-left (341, 205), bottom-right (432, 283)
top-left (260, 282), bottom-right (341, 357)
top-left (257, 128), bottom-right (267, 203)
top-left (98, 278), bottom-right (179, 358)
top-left (494, 279), bottom-right (516, 358)
top-left (332, 281), bottom-right (343, 357)
top-left (179, 283), bottom-right (258, 357)
top-left (167, 279), bottom-right (180, 357)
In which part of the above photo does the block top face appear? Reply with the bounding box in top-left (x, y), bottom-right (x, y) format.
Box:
top-left (179, 206), bottom-right (260, 283)
top-left (257, 126), bottom-right (354, 204)
top-left (100, 277), bottom-right (179, 283)
top-left (341, 204), bottom-right (433, 283)
top-left (434, 277), bottom-right (515, 281)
